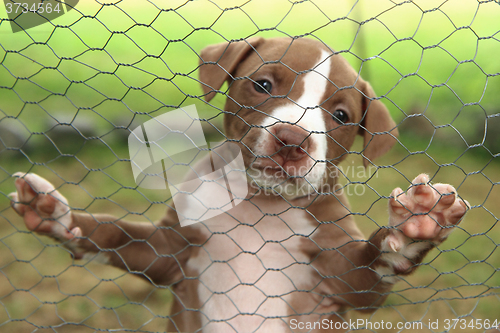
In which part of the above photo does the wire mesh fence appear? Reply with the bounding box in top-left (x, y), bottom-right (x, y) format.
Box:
top-left (0, 0), bottom-right (499, 332)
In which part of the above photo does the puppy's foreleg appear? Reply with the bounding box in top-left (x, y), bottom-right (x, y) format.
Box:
top-left (9, 172), bottom-right (185, 285)
top-left (372, 174), bottom-right (469, 284)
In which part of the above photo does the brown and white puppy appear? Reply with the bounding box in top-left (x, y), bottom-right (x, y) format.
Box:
top-left (9, 37), bottom-right (468, 332)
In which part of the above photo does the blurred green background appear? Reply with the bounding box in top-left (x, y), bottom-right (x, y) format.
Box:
top-left (0, 0), bottom-right (499, 332)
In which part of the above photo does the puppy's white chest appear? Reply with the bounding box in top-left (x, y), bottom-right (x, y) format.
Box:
top-left (186, 200), bottom-right (317, 332)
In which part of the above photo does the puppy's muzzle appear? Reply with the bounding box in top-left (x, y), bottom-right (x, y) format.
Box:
top-left (273, 125), bottom-right (311, 163)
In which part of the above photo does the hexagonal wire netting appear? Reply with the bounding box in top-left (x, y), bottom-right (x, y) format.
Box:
top-left (0, 0), bottom-right (499, 332)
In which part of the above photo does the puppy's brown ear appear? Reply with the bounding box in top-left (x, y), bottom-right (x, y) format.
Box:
top-left (358, 79), bottom-right (399, 167)
top-left (199, 37), bottom-right (264, 102)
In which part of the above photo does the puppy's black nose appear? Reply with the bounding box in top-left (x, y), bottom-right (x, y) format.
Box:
top-left (273, 125), bottom-right (310, 161)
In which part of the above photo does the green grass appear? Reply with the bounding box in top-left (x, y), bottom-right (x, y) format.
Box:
top-left (1, 141), bottom-right (499, 332)
top-left (0, 0), bottom-right (499, 332)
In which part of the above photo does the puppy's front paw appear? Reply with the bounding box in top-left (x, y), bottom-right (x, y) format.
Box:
top-left (388, 173), bottom-right (468, 243)
top-left (376, 174), bottom-right (469, 282)
top-left (9, 172), bottom-right (81, 241)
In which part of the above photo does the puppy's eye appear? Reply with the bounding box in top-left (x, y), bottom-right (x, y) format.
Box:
top-left (254, 80), bottom-right (272, 94)
top-left (332, 109), bottom-right (349, 124)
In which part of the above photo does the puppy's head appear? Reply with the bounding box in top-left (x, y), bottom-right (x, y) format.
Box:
top-left (199, 37), bottom-right (398, 199)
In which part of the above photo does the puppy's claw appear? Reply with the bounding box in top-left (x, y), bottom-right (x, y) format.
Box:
top-left (388, 240), bottom-right (398, 252)
top-left (389, 188), bottom-right (411, 218)
top-left (462, 199), bottom-right (471, 210)
top-left (8, 192), bottom-right (24, 215)
top-left (71, 227), bottom-right (82, 239)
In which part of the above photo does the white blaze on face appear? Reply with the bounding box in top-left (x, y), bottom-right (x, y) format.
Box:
top-left (252, 50), bottom-right (332, 196)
